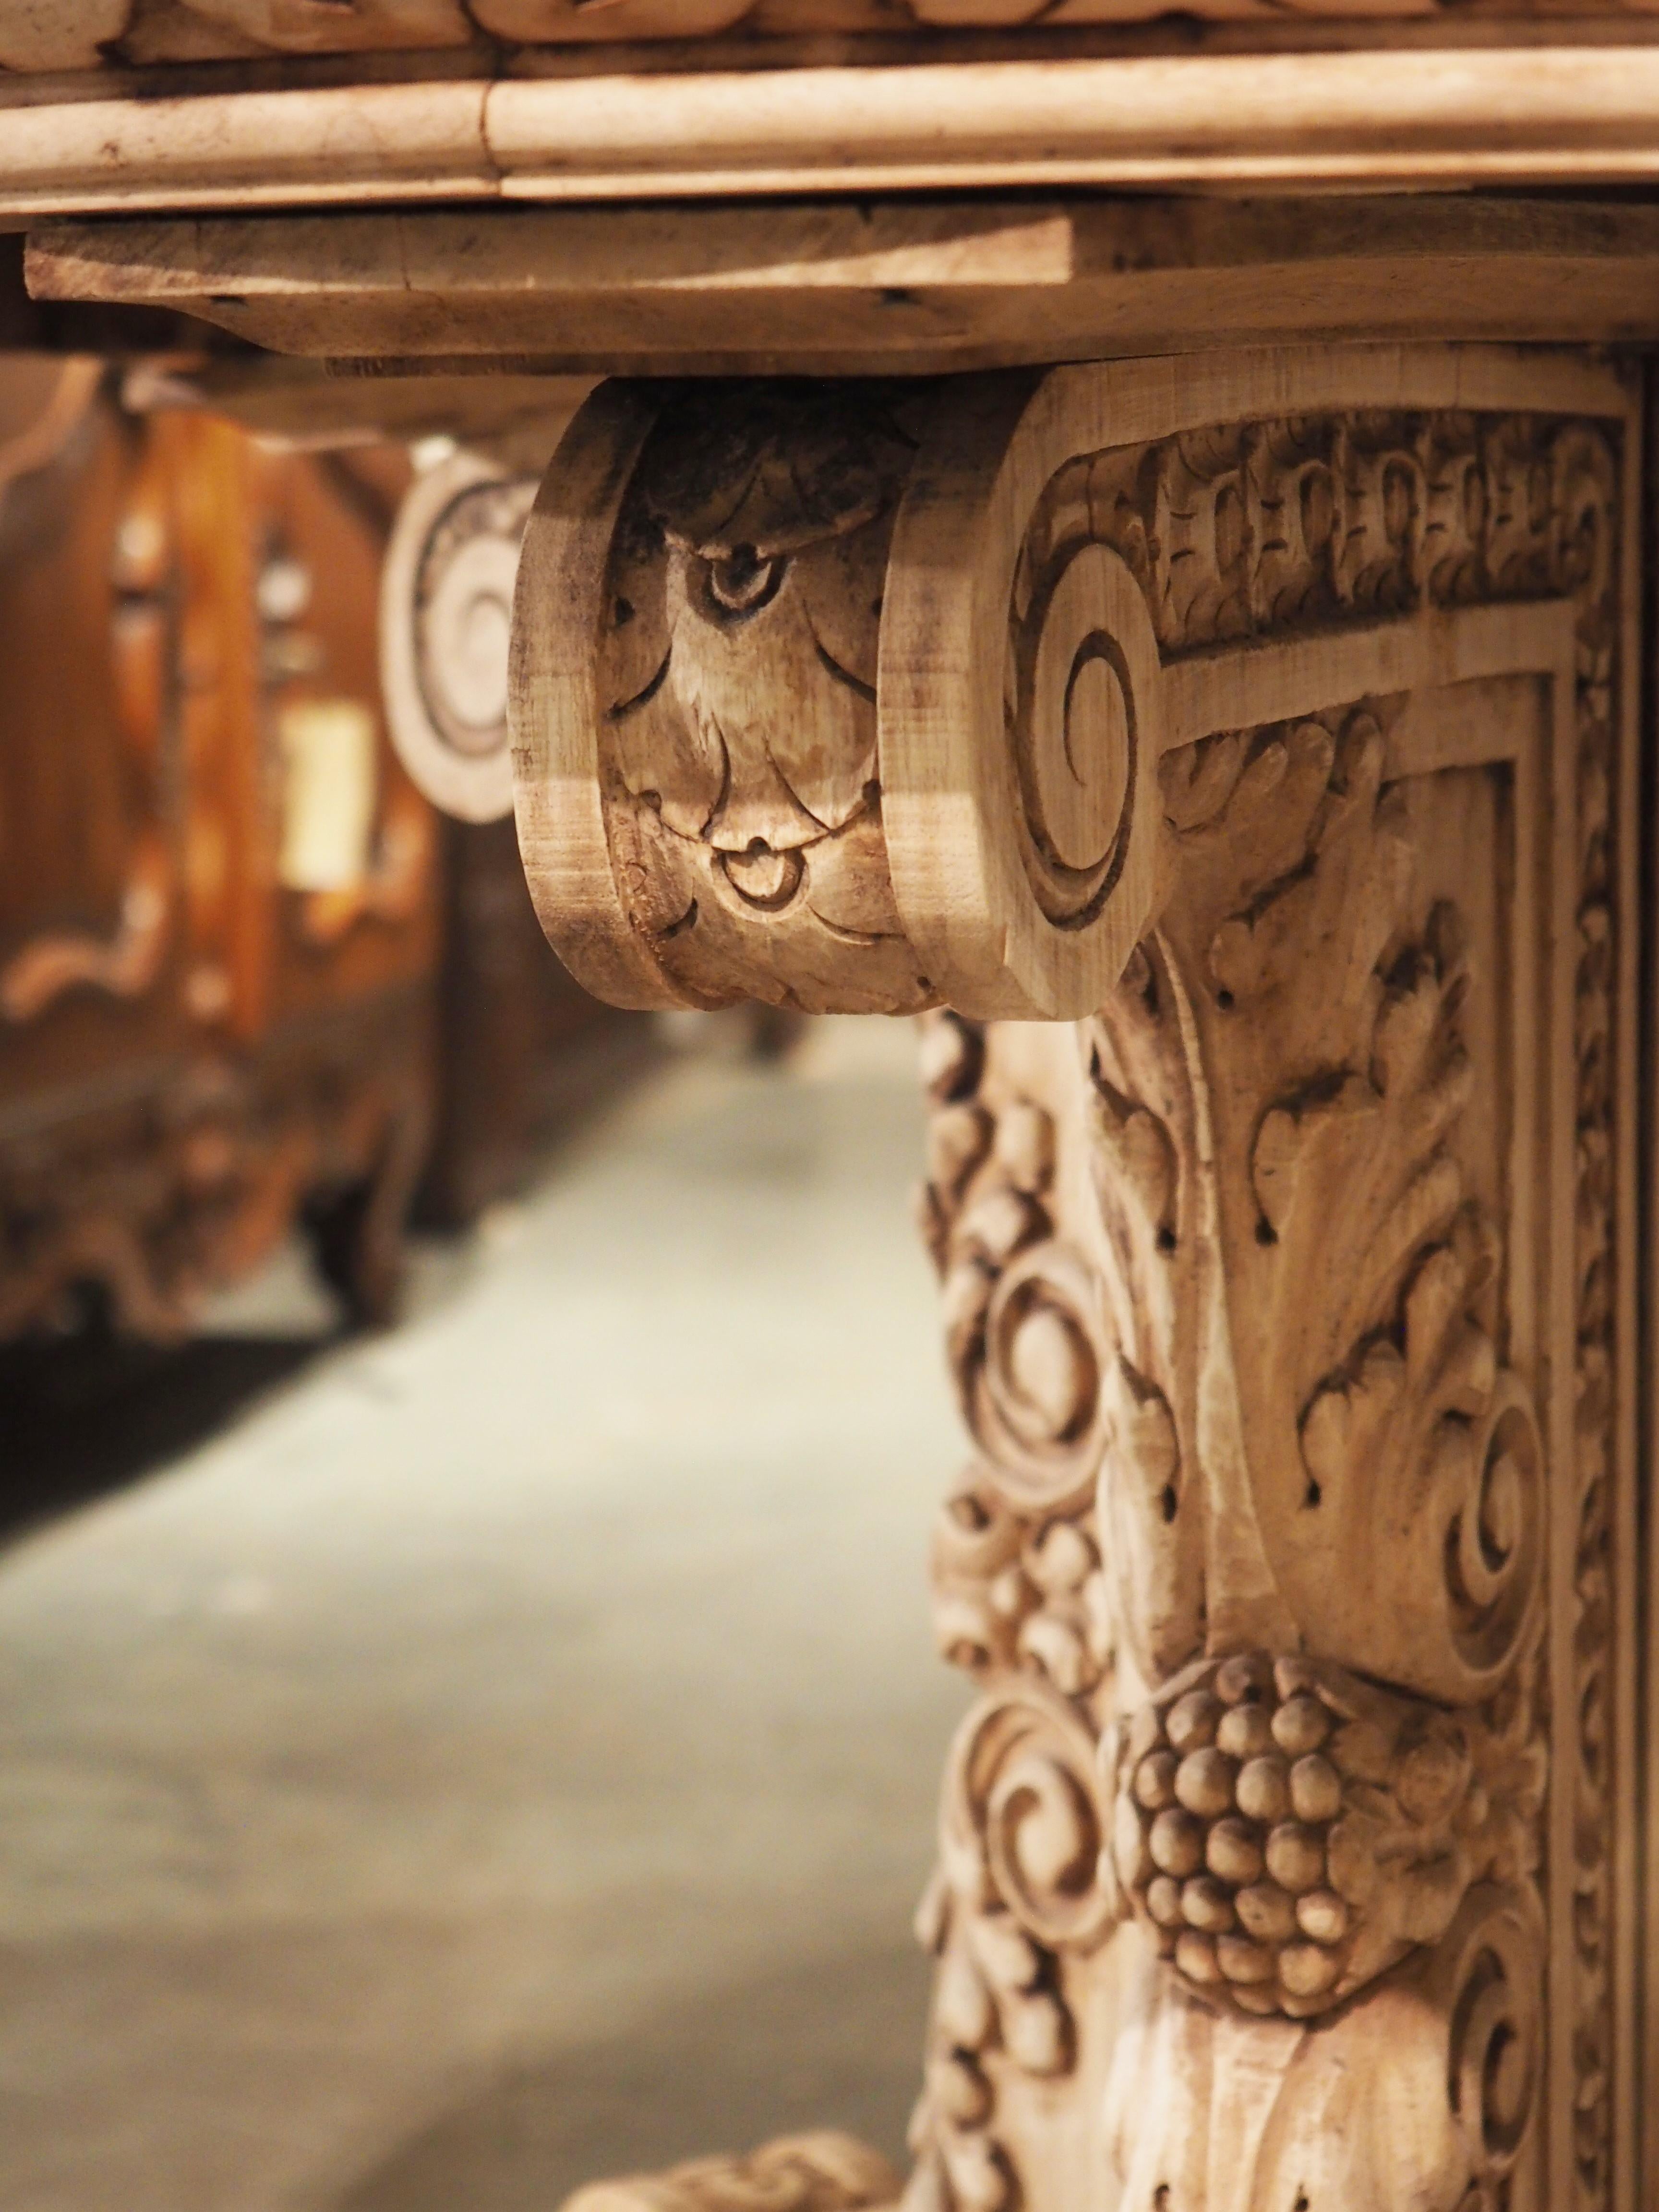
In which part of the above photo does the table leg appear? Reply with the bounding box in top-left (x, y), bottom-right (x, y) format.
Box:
top-left (505, 349), bottom-right (1643, 2212)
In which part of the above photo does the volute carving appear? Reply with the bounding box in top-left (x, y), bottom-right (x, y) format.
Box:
top-left (517, 351), bottom-right (1636, 2212)
top-left (510, 375), bottom-right (1164, 1021)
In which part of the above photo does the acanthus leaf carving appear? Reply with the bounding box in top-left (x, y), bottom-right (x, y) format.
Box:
top-left (1146, 699), bottom-right (1546, 1710)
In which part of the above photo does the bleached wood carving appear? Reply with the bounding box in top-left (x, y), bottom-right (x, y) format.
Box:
top-left (562, 2134), bottom-right (897, 2212)
top-left (511, 374), bottom-right (1168, 1019)
top-left (909, 361), bottom-right (1635, 2212)
top-left (523, 349), bottom-right (1639, 2212)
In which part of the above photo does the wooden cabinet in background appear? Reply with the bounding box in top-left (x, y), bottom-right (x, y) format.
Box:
top-left (0, 361), bottom-right (438, 1334)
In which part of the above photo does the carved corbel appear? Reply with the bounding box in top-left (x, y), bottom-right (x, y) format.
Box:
top-left (512, 351), bottom-right (1637, 2212)
top-left (508, 376), bottom-right (1163, 1020)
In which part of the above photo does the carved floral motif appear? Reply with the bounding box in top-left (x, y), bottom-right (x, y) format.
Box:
top-left (1557, 423), bottom-right (1620, 2212)
top-left (910, 1011), bottom-right (1121, 2212)
top-left (1018, 407), bottom-right (1603, 662)
top-left (596, 381), bottom-right (936, 1015)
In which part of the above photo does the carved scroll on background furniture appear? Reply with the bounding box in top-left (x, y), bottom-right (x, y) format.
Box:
top-left (508, 344), bottom-right (1641, 2212)
top-left (381, 447), bottom-right (543, 826)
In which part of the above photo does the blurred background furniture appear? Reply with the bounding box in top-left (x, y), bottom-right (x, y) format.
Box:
top-left (0, 359), bottom-right (437, 1334)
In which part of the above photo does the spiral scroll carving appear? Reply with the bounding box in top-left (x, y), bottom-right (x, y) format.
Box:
top-left (969, 1242), bottom-right (1108, 1509)
top-left (918, 1677), bottom-right (1116, 2212)
top-left (515, 375), bottom-right (1176, 1019)
top-left (1443, 1379), bottom-right (1545, 1683)
top-left (1432, 1887), bottom-right (1547, 2193)
top-left (1008, 544), bottom-right (1151, 933)
top-left (382, 450), bottom-right (533, 822)
top-left (947, 1683), bottom-right (1115, 1961)
top-left (506, 360), bottom-right (1631, 2212)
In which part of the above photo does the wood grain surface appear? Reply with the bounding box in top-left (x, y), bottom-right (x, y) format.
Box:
top-left (18, 47), bottom-right (1659, 216)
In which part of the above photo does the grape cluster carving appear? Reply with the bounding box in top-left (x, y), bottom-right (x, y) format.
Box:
top-left (1112, 1649), bottom-right (1539, 2023)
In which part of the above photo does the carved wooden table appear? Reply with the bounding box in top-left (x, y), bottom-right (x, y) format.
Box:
top-left (3, 9), bottom-right (1652, 2209)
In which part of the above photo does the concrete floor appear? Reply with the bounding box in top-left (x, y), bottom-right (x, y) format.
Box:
top-left (0, 1019), bottom-right (965, 2212)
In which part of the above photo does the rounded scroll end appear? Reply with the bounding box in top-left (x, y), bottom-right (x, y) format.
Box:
top-left (381, 449), bottom-right (531, 825)
top-left (1426, 1883), bottom-right (1544, 2188)
top-left (882, 381), bottom-right (1165, 1023)
top-left (513, 370), bottom-right (1165, 1020)
top-left (946, 1678), bottom-right (1118, 1960)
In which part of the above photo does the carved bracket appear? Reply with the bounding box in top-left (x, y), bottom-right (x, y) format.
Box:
top-left (511, 349), bottom-right (1636, 2212)
top-left (510, 374), bottom-right (1165, 1020)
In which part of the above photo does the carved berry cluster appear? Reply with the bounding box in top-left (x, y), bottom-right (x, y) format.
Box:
top-left (1115, 1654), bottom-right (1372, 2019)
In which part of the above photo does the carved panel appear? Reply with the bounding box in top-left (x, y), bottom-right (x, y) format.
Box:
top-left (513, 379), bottom-right (944, 1016)
top-left (904, 362), bottom-right (1635, 2212)
top-left (512, 372), bottom-right (1173, 1020)
top-left (513, 361), bottom-right (1629, 1036)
